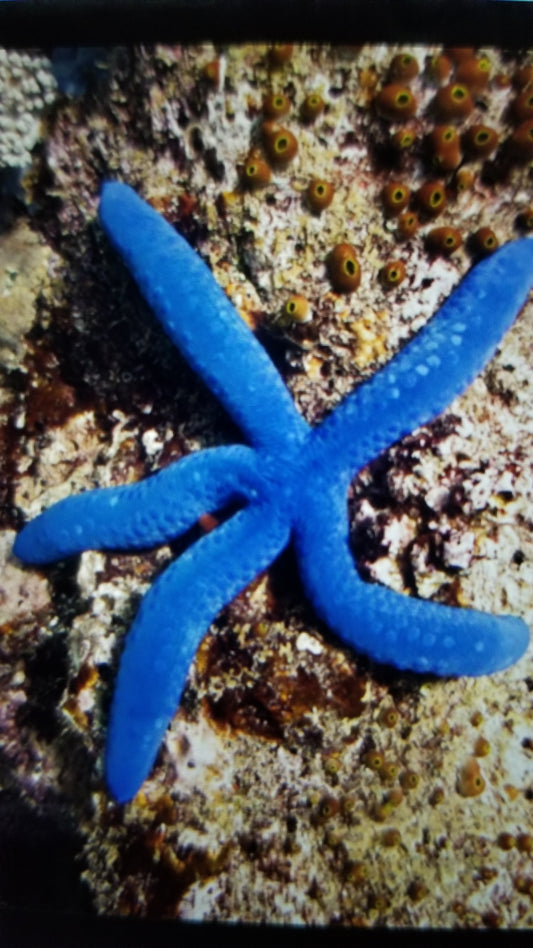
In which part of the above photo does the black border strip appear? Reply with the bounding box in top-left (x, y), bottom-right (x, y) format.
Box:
top-left (0, 0), bottom-right (532, 48)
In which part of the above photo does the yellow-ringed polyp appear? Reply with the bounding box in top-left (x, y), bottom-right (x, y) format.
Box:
top-left (327, 243), bottom-right (361, 293)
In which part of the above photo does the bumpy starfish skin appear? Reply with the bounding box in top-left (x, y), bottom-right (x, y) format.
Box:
top-left (13, 182), bottom-right (533, 803)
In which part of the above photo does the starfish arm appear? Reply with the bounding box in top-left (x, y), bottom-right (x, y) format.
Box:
top-left (294, 479), bottom-right (529, 677)
top-left (13, 445), bottom-right (261, 564)
top-left (99, 182), bottom-right (308, 454)
top-left (315, 239), bottom-right (533, 479)
top-left (106, 500), bottom-right (290, 803)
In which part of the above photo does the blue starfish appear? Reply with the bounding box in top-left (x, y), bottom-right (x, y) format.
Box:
top-left (13, 182), bottom-right (533, 803)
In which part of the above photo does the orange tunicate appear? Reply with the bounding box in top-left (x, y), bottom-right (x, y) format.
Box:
top-left (363, 749), bottom-right (384, 771)
top-left (400, 770), bottom-right (420, 791)
top-left (455, 56), bottom-right (491, 92)
top-left (378, 706), bottom-right (399, 727)
top-left (462, 124), bottom-right (499, 158)
top-left (202, 60), bottom-right (220, 85)
top-left (444, 47), bottom-right (475, 64)
top-left (494, 72), bottom-right (511, 89)
top-left (263, 92), bottom-right (291, 119)
top-left (306, 178), bottom-right (335, 213)
top-left (382, 181), bottom-right (411, 216)
top-left (426, 226), bottom-right (463, 255)
top-left (281, 294), bottom-right (312, 324)
top-left (457, 757), bottom-right (486, 797)
top-left (428, 125), bottom-right (463, 171)
top-left (375, 83), bottom-right (417, 121)
top-left (380, 260), bottom-right (407, 288)
top-left (434, 83), bottom-right (474, 120)
top-left (512, 88), bottom-right (533, 123)
top-left (416, 180), bottom-right (447, 217)
top-left (241, 156), bottom-right (272, 190)
top-left (327, 243), bottom-right (361, 293)
top-left (261, 122), bottom-right (298, 166)
top-left (470, 227), bottom-right (499, 256)
top-left (397, 211), bottom-right (419, 240)
top-left (497, 832), bottom-right (516, 851)
top-left (300, 92), bottom-right (325, 122)
top-left (513, 64), bottom-right (533, 89)
top-left (454, 167), bottom-right (475, 192)
top-left (389, 52), bottom-right (419, 82)
top-left (426, 53), bottom-right (452, 84)
top-left (509, 119), bottom-right (533, 159)
top-left (391, 127), bottom-right (416, 150)
top-left (517, 834), bottom-right (533, 853)
top-left (381, 828), bottom-right (402, 847)
top-left (269, 44), bottom-right (293, 67)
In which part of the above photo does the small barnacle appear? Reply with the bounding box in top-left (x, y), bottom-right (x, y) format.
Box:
top-left (371, 802), bottom-right (390, 822)
top-left (347, 861), bottom-right (369, 885)
top-left (509, 119), bottom-right (533, 160)
top-left (306, 178), bottom-right (335, 213)
top-left (323, 753), bottom-right (342, 777)
top-left (263, 92), bottom-right (291, 119)
top-left (341, 795), bottom-right (358, 819)
top-left (313, 795), bottom-right (340, 825)
top-left (453, 167), bottom-right (475, 193)
top-left (455, 56), bottom-right (491, 92)
top-left (375, 83), bottom-right (417, 121)
top-left (513, 64), bottom-right (533, 89)
top-left (400, 770), bottom-right (420, 791)
top-left (300, 92), bottom-right (325, 122)
top-left (378, 760), bottom-right (400, 784)
top-left (201, 60), bottom-right (220, 86)
top-left (327, 243), bottom-right (361, 293)
top-left (381, 827), bottom-right (402, 847)
top-left (494, 72), bottom-right (511, 89)
top-left (514, 875), bottom-right (533, 896)
top-left (389, 53), bottom-right (420, 82)
top-left (378, 706), bottom-right (399, 728)
top-left (470, 228), bottom-right (499, 257)
top-left (408, 880), bottom-right (429, 902)
top-left (426, 226), bottom-right (462, 255)
top-left (457, 757), bottom-right (486, 797)
top-left (429, 786), bottom-right (445, 806)
top-left (512, 89), bottom-right (533, 123)
top-left (517, 833), bottom-right (533, 853)
top-left (416, 181), bottom-right (447, 217)
top-left (428, 124), bottom-right (463, 171)
top-left (473, 734), bottom-right (492, 756)
top-left (426, 53), bottom-right (452, 84)
top-left (397, 210), bottom-right (419, 240)
top-left (462, 124), bottom-right (499, 158)
top-left (241, 156), bottom-right (272, 190)
top-left (391, 127), bottom-right (416, 151)
top-left (261, 122), bottom-right (298, 166)
top-left (324, 827), bottom-right (344, 848)
top-left (368, 892), bottom-right (389, 912)
top-left (382, 181), bottom-right (411, 216)
top-left (269, 44), bottom-right (293, 68)
top-left (497, 832), bottom-right (516, 851)
top-left (217, 190), bottom-right (240, 215)
top-left (434, 83), bottom-right (474, 121)
top-left (364, 749), bottom-right (384, 772)
top-left (384, 787), bottom-right (403, 808)
top-left (281, 294), bottom-right (312, 325)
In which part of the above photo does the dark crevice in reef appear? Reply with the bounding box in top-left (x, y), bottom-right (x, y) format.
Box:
top-left (0, 782), bottom-right (94, 914)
